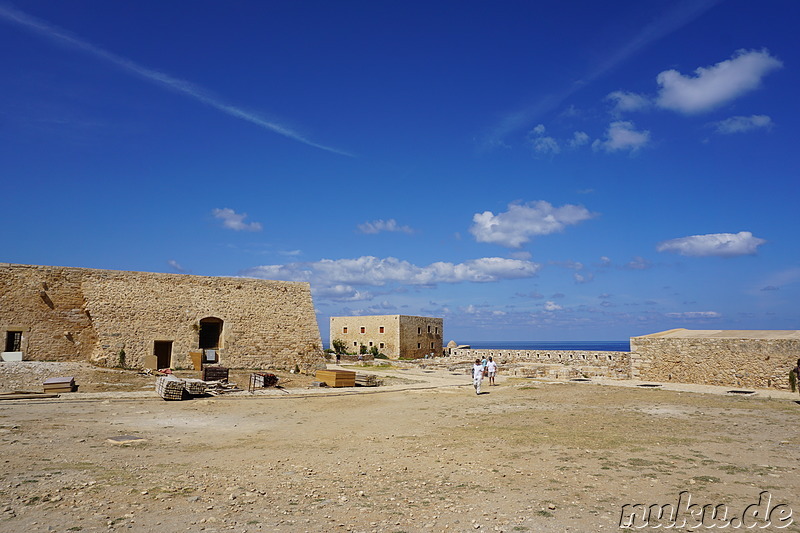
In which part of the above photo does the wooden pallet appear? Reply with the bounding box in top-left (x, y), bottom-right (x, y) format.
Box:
top-left (315, 369), bottom-right (356, 387)
top-left (43, 377), bottom-right (75, 393)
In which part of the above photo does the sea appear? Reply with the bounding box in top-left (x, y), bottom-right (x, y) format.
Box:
top-left (459, 340), bottom-right (630, 352)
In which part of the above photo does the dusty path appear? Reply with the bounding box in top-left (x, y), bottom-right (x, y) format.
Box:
top-left (0, 364), bottom-right (798, 532)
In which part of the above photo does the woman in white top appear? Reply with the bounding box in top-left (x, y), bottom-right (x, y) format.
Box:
top-left (487, 356), bottom-right (498, 386)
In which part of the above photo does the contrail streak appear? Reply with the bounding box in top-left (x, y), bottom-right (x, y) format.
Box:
top-left (0, 4), bottom-right (353, 156)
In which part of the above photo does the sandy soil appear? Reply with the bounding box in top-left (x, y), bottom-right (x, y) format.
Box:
top-left (0, 362), bottom-right (798, 532)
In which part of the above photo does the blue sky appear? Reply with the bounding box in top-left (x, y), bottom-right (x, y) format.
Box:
top-left (2, 0), bottom-right (798, 342)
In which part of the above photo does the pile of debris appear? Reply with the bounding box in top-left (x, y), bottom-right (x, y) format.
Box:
top-left (155, 374), bottom-right (242, 401)
top-left (355, 373), bottom-right (382, 387)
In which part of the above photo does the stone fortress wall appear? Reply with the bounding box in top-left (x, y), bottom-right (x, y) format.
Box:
top-left (0, 263), bottom-right (324, 372)
top-left (449, 329), bottom-right (800, 391)
top-left (629, 329), bottom-right (800, 390)
top-left (449, 348), bottom-right (631, 380)
top-left (329, 315), bottom-right (443, 359)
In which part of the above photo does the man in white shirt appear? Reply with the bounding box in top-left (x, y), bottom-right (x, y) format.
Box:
top-left (487, 356), bottom-right (498, 386)
top-left (472, 359), bottom-right (484, 395)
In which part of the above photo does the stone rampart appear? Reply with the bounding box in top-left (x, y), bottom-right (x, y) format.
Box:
top-left (449, 348), bottom-right (632, 379)
top-left (630, 335), bottom-right (800, 390)
top-left (0, 263), bottom-right (324, 372)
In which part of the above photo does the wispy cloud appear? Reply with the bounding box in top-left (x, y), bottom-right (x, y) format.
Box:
top-left (657, 231), bottom-right (766, 257)
top-left (665, 311), bottom-right (721, 319)
top-left (167, 259), bottom-right (187, 273)
top-left (212, 208), bottom-right (263, 232)
top-left (356, 219), bottom-right (414, 235)
top-left (711, 114), bottom-right (773, 134)
top-left (0, 4), bottom-right (352, 156)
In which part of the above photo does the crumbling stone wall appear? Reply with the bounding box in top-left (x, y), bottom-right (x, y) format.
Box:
top-left (0, 264), bottom-right (324, 372)
top-left (630, 334), bottom-right (800, 390)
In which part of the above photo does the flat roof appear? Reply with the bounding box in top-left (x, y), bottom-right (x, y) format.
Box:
top-left (633, 329), bottom-right (800, 340)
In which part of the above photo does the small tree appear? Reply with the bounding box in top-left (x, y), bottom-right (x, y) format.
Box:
top-left (332, 338), bottom-right (347, 354)
top-left (370, 345), bottom-right (379, 356)
top-left (359, 344), bottom-right (367, 355)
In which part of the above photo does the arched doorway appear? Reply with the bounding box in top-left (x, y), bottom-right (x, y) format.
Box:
top-left (198, 317), bottom-right (223, 351)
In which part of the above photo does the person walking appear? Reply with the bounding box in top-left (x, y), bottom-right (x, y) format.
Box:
top-left (335, 351), bottom-right (341, 366)
top-left (487, 356), bottom-right (498, 386)
top-left (472, 359), bottom-right (484, 395)
top-left (790, 358), bottom-right (800, 394)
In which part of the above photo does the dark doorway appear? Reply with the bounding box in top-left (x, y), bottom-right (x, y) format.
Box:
top-left (153, 341), bottom-right (173, 369)
top-left (5, 331), bottom-right (22, 352)
top-left (198, 317), bottom-right (223, 350)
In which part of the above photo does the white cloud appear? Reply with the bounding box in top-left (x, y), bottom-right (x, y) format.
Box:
top-left (592, 121), bottom-right (650, 153)
top-left (574, 272), bottom-right (594, 284)
top-left (655, 49), bottom-right (782, 114)
top-left (569, 131), bottom-right (590, 148)
top-left (544, 301), bottom-right (562, 311)
top-left (528, 124), bottom-right (560, 154)
top-left (241, 256), bottom-right (541, 291)
top-left (665, 311), bottom-right (721, 319)
top-left (657, 231), bottom-right (766, 257)
top-left (314, 284), bottom-right (374, 302)
top-left (357, 219), bottom-right (414, 235)
top-left (167, 259), bottom-right (187, 273)
top-left (606, 90), bottom-right (651, 114)
top-left (711, 114), bottom-right (773, 134)
top-left (532, 136), bottom-right (560, 154)
top-left (212, 208), bottom-right (263, 231)
top-left (625, 256), bottom-right (652, 270)
top-left (470, 201), bottom-right (596, 248)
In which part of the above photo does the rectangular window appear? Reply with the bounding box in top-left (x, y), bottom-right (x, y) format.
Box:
top-left (431, 342), bottom-right (434, 349)
top-left (379, 343), bottom-right (384, 349)
top-left (342, 327), bottom-right (348, 334)
top-left (435, 327), bottom-right (438, 334)
top-left (427, 325), bottom-right (431, 333)
top-left (379, 326), bottom-right (384, 333)
top-left (360, 327), bottom-right (365, 334)
top-left (417, 343), bottom-right (421, 349)
top-left (369, 341), bottom-right (373, 347)
top-left (418, 327), bottom-right (421, 334)
top-left (353, 342), bottom-right (358, 347)
top-left (5, 331), bottom-right (22, 352)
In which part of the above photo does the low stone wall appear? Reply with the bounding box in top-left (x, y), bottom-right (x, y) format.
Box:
top-left (449, 348), bottom-right (632, 379)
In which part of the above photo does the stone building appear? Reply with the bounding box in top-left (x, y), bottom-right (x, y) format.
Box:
top-left (0, 263), bottom-right (324, 371)
top-left (329, 315), bottom-right (443, 359)
top-left (630, 329), bottom-right (800, 390)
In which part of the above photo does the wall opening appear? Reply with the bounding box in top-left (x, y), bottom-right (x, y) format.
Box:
top-left (199, 317), bottom-right (223, 350)
top-left (5, 331), bottom-right (22, 352)
top-left (153, 340), bottom-right (173, 369)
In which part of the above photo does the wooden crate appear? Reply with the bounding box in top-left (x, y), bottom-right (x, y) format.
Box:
top-left (315, 369), bottom-right (356, 388)
top-left (43, 376), bottom-right (75, 393)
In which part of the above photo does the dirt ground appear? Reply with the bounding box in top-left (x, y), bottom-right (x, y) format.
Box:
top-left (0, 361), bottom-right (798, 532)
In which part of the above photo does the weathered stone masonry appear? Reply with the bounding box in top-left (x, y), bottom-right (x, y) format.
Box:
top-left (450, 329), bottom-right (800, 391)
top-left (0, 263), bottom-right (324, 371)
